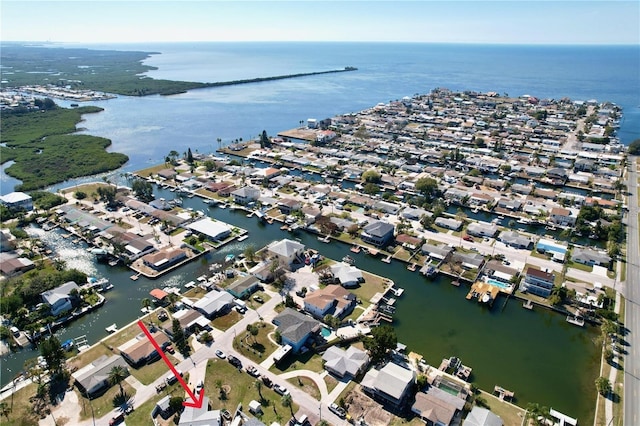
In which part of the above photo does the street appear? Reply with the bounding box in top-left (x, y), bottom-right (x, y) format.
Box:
top-left (624, 157), bottom-right (639, 426)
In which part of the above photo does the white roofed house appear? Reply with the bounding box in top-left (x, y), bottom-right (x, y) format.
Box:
top-left (193, 289), bottom-right (235, 319)
top-left (361, 362), bottom-right (416, 409)
top-left (267, 239), bottom-right (305, 269)
top-left (329, 262), bottom-right (364, 288)
top-left (231, 186), bottom-right (261, 205)
top-left (322, 345), bottom-right (369, 379)
top-left (497, 231), bottom-right (532, 249)
top-left (466, 222), bottom-right (498, 238)
top-left (187, 218), bottom-right (232, 241)
top-left (0, 192), bottom-right (33, 211)
top-left (42, 281), bottom-right (80, 316)
top-left (434, 217), bottom-right (462, 231)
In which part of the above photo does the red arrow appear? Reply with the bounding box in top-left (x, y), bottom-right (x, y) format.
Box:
top-left (137, 320), bottom-right (204, 409)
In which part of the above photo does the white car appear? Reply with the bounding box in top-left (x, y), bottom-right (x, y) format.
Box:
top-left (328, 403), bottom-right (347, 418)
top-left (273, 384), bottom-right (289, 396)
top-left (215, 350), bottom-right (226, 359)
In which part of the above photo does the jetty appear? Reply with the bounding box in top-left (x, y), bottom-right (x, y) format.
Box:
top-left (350, 245), bottom-right (361, 254)
top-left (523, 300), bottom-right (534, 310)
top-left (105, 324), bottom-right (118, 333)
top-left (466, 281), bottom-right (500, 305)
top-left (317, 235), bottom-right (331, 243)
top-left (381, 254), bottom-right (392, 263)
top-left (566, 315), bottom-right (585, 327)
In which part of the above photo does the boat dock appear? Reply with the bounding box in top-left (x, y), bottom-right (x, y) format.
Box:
top-left (566, 315), bottom-right (585, 327)
top-left (105, 324), bottom-right (118, 333)
top-left (438, 356), bottom-right (473, 381)
top-left (381, 254), bottom-right (392, 263)
top-left (466, 281), bottom-right (500, 303)
top-left (350, 245), bottom-right (361, 253)
top-left (494, 385), bottom-right (515, 401)
top-left (523, 300), bottom-right (534, 310)
top-left (317, 235), bottom-right (331, 243)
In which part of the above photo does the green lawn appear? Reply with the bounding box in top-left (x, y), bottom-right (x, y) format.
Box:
top-left (347, 271), bottom-right (391, 306)
top-left (1, 382), bottom-right (40, 426)
top-left (77, 381), bottom-right (136, 421)
top-left (247, 291), bottom-right (272, 310)
top-left (211, 310), bottom-right (242, 331)
top-left (324, 374), bottom-right (339, 394)
top-left (567, 260), bottom-right (594, 273)
top-left (204, 359), bottom-right (298, 424)
top-left (287, 376), bottom-right (321, 400)
top-left (477, 390), bottom-right (526, 426)
top-left (130, 355), bottom-right (179, 385)
top-left (233, 322), bottom-right (278, 363)
top-left (270, 351), bottom-right (325, 374)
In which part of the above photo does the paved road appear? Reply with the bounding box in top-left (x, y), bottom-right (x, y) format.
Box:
top-left (624, 157), bottom-right (639, 426)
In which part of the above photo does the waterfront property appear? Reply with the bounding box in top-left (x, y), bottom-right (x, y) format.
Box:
top-left (42, 281), bottom-right (80, 316)
top-left (271, 308), bottom-right (321, 352)
top-left (186, 217), bottom-right (232, 241)
top-left (72, 355), bottom-right (130, 398)
top-left (119, 330), bottom-right (170, 367)
top-left (0, 191), bottom-right (33, 211)
top-left (303, 284), bottom-right (357, 319)
top-left (192, 289), bottom-right (235, 318)
top-left (266, 238), bottom-right (306, 268)
top-left (226, 275), bottom-right (260, 299)
top-left (521, 267), bottom-right (555, 298)
top-left (321, 345), bottom-right (369, 379)
top-left (361, 361), bottom-right (415, 409)
top-left (360, 220), bottom-right (395, 247)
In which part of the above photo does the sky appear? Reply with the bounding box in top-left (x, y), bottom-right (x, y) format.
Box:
top-left (1, 1), bottom-right (638, 45)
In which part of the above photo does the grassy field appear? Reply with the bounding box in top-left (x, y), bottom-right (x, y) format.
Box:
top-left (204, 359), bottom-right (299, 424)
top-left (287, 376), bottom-right (321, 400)
top-left (477, 390), bottom-right (526, 426)
top-left (211, 310), bottom-right (242, 331)
top-left (270, 351), bottom-right (325, 374)
top-left (324, 374), bottom-right (339, 394)
top-left (233, 322), bottom-right (278, 363)
top-left (77, 381), bottom-right (136, 421)
top-left (1, 382), bottom-right (40, 426)
top-left (347, 271), bottom-right (391, 307)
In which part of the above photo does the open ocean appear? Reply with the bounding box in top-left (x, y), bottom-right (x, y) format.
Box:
top-left (1, 42), bottom-right (639, 193)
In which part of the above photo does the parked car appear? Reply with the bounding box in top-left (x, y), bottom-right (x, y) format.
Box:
top-left (228, 355), bottom-right (242, 368)
top-left (246, 365), bottom-right (260, 377)
top-left (215, 349), bottom-right (226, 359)
top-left (274, 384), bottom-right (289, 396)
top-left (261, 376), bottom-right (273, 387)
top-left (109, 412), bottom-right (125, 425)
top-left (328, 403), bottom-right (347, 418)
top-left (253, 295), bottom-right (264, 303)
top-left (164, 345), bottom-right (175, 354)
top-left (463, 235), bottom-right (474, 242)
top-left (155, 382), bottom-right (167, 393)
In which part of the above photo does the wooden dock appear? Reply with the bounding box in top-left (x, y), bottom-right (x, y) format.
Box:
top-left (466, 281), bottom-right (500, 304)
top-left (494, 385), bottom-right (515, 401)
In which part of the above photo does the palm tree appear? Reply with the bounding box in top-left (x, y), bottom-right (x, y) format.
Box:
top-left (108, 365), bottom-right (128, 400)
top-left (254, 380), bottom-right (264, 402)
top-left (281, 394), bottom-right (294, 418)
top-left (141, 298), bottom-right (152, 312)
top-left (0, 401), bottom-right (11, 419)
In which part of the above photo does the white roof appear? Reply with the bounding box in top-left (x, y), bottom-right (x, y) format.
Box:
top-left (0, 192), bottom-right (31, 203)
top-left (187, 218), bottom-right (232, 239)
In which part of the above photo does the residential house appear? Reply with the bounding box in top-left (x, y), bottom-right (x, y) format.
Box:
top-left (73, 355), bottom-right (130, 398)
top-left (277, 198), bottom-right (302, 214)
top-left (153, 395), bottom-right (173, 419)
top-left (304, 285), bottom-right (356, 319)
top-left (466, 222), bottom-right (498, 238)
top-left (451, 252), bottom-right (485, 270)
top-left (361, 362), bottom-right (415, 409)
top-left (421, 243), bottom-right (453, 261)
top-left (226, 275), bottom-right (260, 299)
top-left (498, 231), bottom-right (532, 249)
top-left (142, 248), bottom-right (187, 271)
top-left (193, 289), bottom-right (235, 318)
top-left (411, 389), bottom-right (464, 426)
top-left (329, 263), bottom-right (364, 288)
top-left (0, 192), bottom-right (33, 211)
top-left (571, 247), bottom-right (611, 267)
top-left (272, 308), bottom-right (321, 352)
top-left (361, 221), bottom-right (395, 247)
top-left (435, 217), bottom-right (463, 231)
top-left (166, 308), bottom-right (209, 337)
top-left (402, 207), bottom-right (431, 221)
top-left (178, 396), bottom-right (221, 426)
top-left (462, 407), bottom-right (503, 426)
top-left (231, 186), bottom-right (261, 205)
top-left (150, 288), bottom-right (170, 305)
top-left (119, 331), bottom-right (170, 367)
top-left (267, 239), bottom-right (305, 269)
top-left (322, 346), bottom-right (369, 379)
top-left (496, 198), bottom-right (522, 211)
top-left (549, 207), bottom-right (576, 227)
top-left (187, 218), bottom-right (232, 242)
top-left (395, 234), bottom-right (423, 250)
top-left (0, 254), bottom-right (35, 277)
top-left (42, 281), bottom-right (80, 316)
top-left (522, 267), bottom-right (555, 298)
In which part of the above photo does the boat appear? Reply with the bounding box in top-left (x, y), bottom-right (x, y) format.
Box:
top-left (225, 254), bottom-right (235, 263)
top-left (317, 235), bottom-right (331, 243)
top-left (237, 235), bottom-right (249, 242)
top-left (342, 255), bottom-right (355, 265)
top-left (566, 315), bottom-right (585, 327)
top-left (407, 263), bottom-right (417, 272)
top-left (105, 324), bottom-right (118, 333)
top-left (393, 287), bottom-right (405, 297)
top-left (61, 339), bottom-right (74, 351)
top-left (481, 291), bottom-right (493, 304)
top-left (350, 245), bottom-right (361, 253)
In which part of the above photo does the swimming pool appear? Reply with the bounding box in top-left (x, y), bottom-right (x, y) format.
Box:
top-left (486, 278), bottom-right (511, 290)
top-left (321, 327), bottom-right (332, 337)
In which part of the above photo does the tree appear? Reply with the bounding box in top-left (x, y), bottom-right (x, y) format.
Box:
top-left (0, 401), bottom-right (11, 419)
top-left (628, 139), bottom-right (640, 155)
top-left (415, 177), bottom-right (439, 201)
top-left (595, 376), bottom-right (611, 395)
top-left (254, 380), bottom-right (264, 402)
top-left (281, 393), bottom-right (294, 418)
top-left (131, 179), bottom-right (154, 203)
top-left (187, 147), bottom-right (194, 164)
top-left (260, 130), bottom-right (272, 148)
top-left (363, 324), bottom-right (397, 364)
top-left (361, 170), bottom-right (381, 183)
top-left (243, 245), bottom-right (256, 262)
top-left (169, 396), bottom-right (184, 414)
top-left (172, 318), bottom-right (190, 356)
top-left (525, 403), bottom-right (551, 425)
top-left (141, 298), bottom-right (152, 311)
top-left (363, 183), bottom-right (379, 195)
top-left (40, 335), bottom-right (66, 376)
top-left (108, 365), bottom-right (128, 400)
top-left (246, 323), bottom-right (259, 344)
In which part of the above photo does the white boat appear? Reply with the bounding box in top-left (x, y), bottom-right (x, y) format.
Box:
top-left (105, 324), bottom-right (118, 333)
top-left (237, 235), bottom-right (249, 242)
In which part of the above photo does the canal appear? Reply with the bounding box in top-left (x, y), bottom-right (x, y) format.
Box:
top-left (2, 186), bottom-right (600, 422)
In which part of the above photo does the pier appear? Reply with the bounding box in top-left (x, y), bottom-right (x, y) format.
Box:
top-left (494, 385), bottom-right (515, 401)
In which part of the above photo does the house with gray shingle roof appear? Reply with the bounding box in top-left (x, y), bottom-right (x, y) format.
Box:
top-left (73, 355), bottom-right (129, 398)
top-left (42, 281), bottom-right (79, 316)
top-left (498, 231), bottom-right (532, 249)
top-left (272, 308), bottom-right (321, 352)
top-left (361, 362), bottom-right (415, 409)
top-left (267, 239), bottom-right (305, 268)
top-left (361, 221), bottom-right (394, 247)
top-left (322, 346), bottom-right (369, 379)
top-left (571, 247), bottom-right (611, 267)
